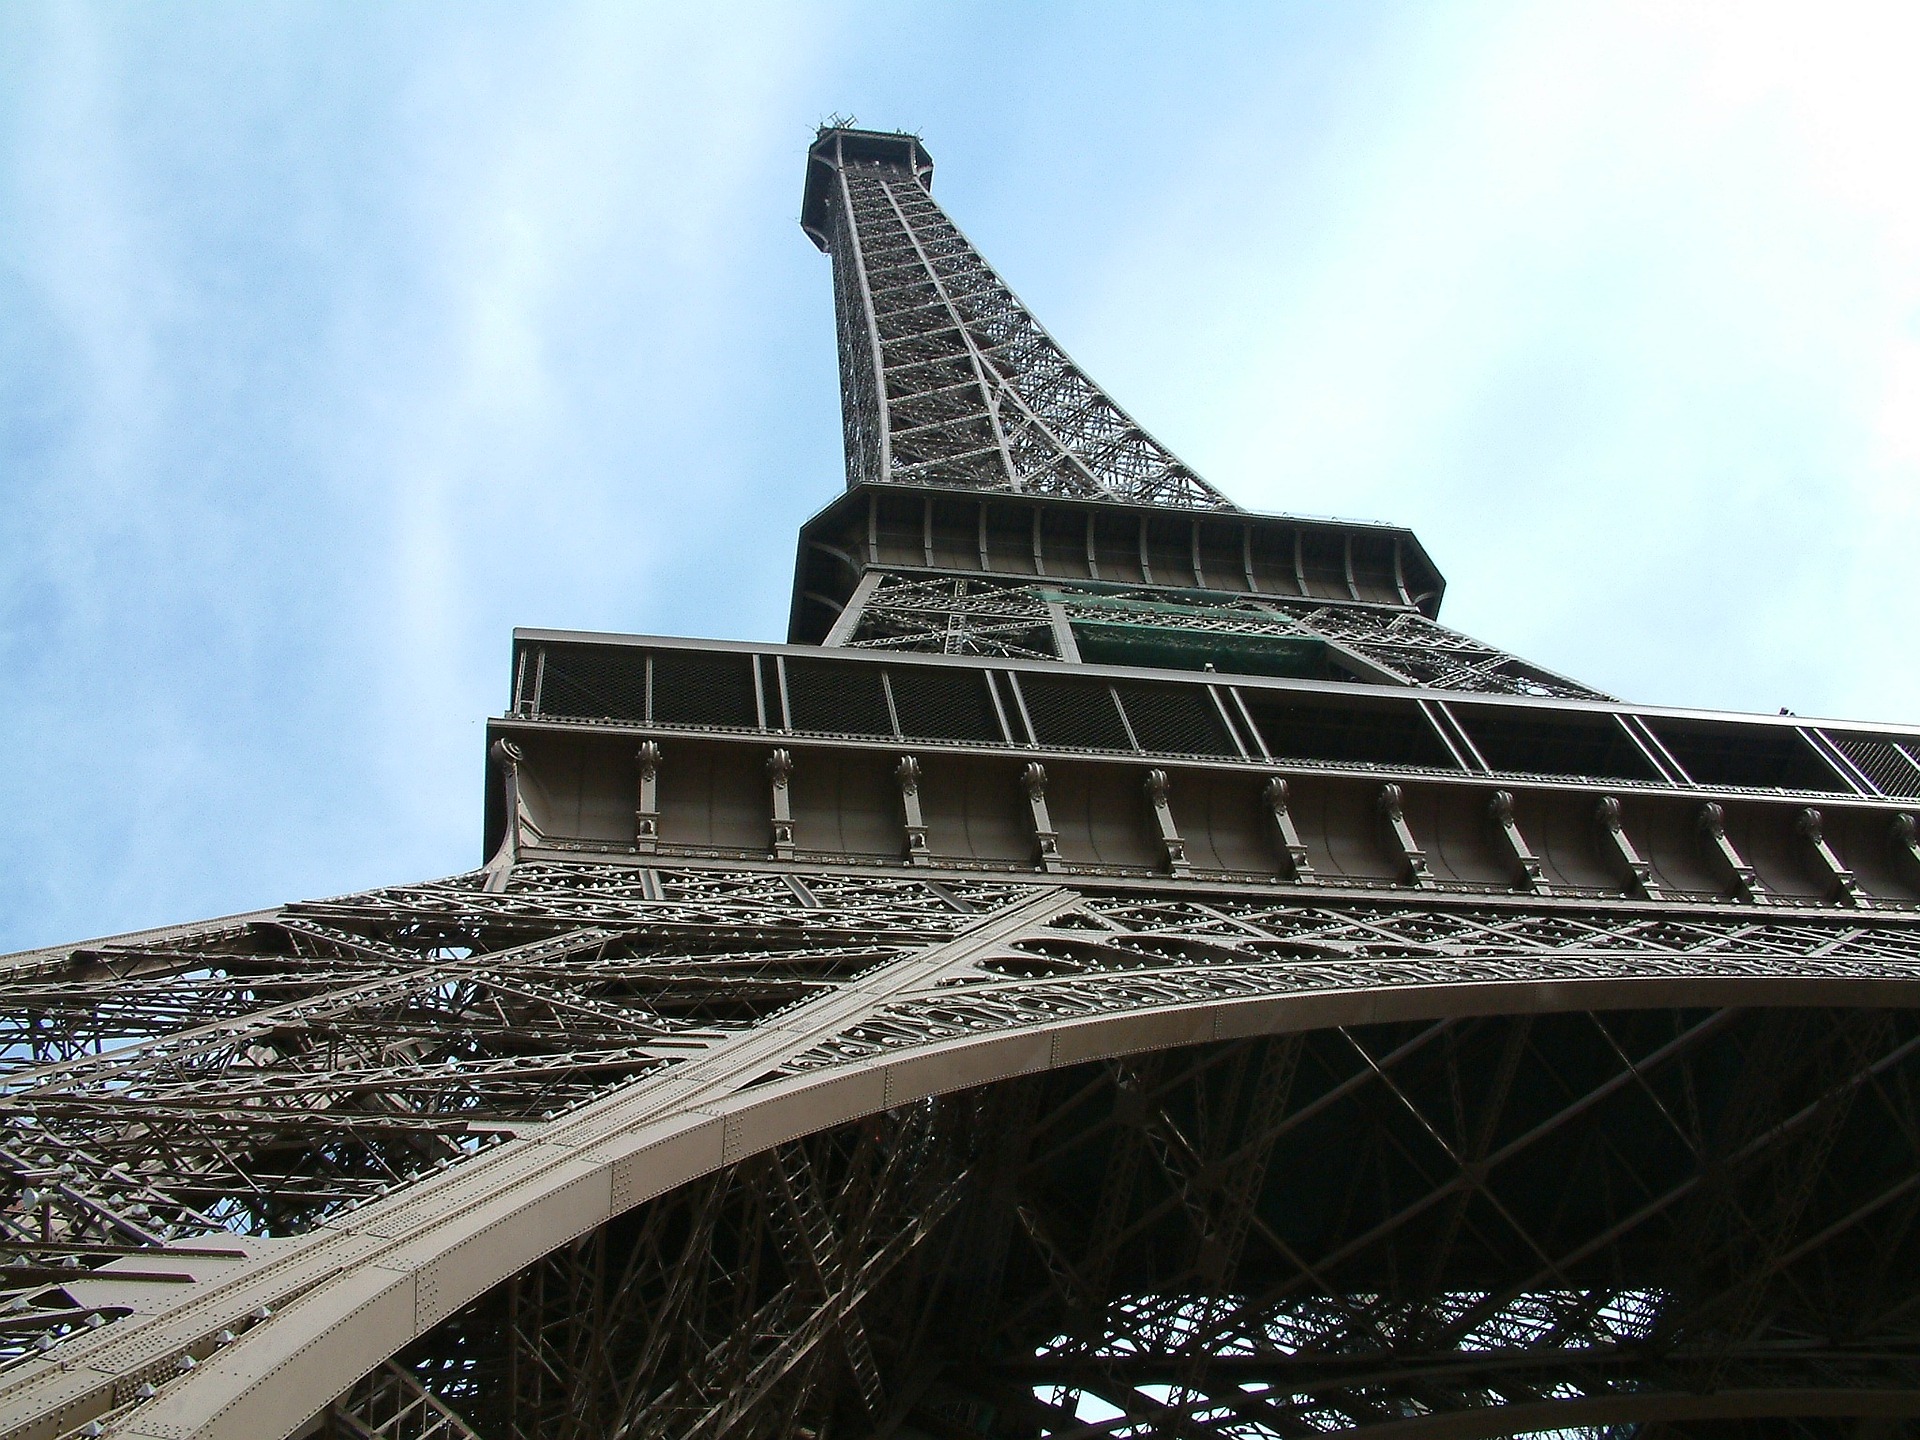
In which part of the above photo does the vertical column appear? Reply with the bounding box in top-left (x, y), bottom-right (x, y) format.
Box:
top-left (485, 739), bottom-right (530, 894)
top-left (1488, 790), bottom-right (1550, 895)
top-left (896, 756), bottom-right (931, 867)
top-left (768, 749), bottom-right (796, 861)
top-left (1021, 762), bottom-right (1066, 874)
top-left (1884, 810), bottom-right (1920, 898)
top-left (1263, 777), bottom-right (1314, 882)
top-left (1143, 770), bottom-right (1191, 877)
top-left (1697, 802), bottom-right (1768, 905)
top-left (1797, 808), bottom-right (1865, 907)
top-left (1595, 797), bottom-right (1662, 900)
top-left (1377, 783), bottom-right (1435, 889)
top-left (1044, 599), bottom-right (1082, 661)
top-left (1893, 814), bottom-right (1920, 894)
top-left (823, 572), bottom-right (884, 647)
top-left (634, 742), bottom-right (661, 855)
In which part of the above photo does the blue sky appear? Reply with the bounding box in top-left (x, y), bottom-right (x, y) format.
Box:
top-left (4, 1), bottom-right (1918, 952)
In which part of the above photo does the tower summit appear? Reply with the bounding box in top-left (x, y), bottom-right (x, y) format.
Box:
top-left (802, 125), bottom-right (1230, 508)
top-left (6, 127), bottom-right (1920, 1440)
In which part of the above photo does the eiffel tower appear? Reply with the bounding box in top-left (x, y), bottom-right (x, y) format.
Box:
top-left (7, 124), bottom-right (1920, 1440)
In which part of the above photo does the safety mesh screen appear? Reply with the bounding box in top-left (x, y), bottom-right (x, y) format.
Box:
top-left (535, 645), bottom-right (648, 723)
top-left (1113, 683), bottom-right (1235, 757)
top-left (1017, 675), bottom-right (1133, 751)
top-left (784, 659), bottom-right (895, 738)
top-left (1242, 694), bottom-right (1455, 770)
top-left (888, 668), bottom-right (1003, 743)
top-left (1454, 709), bottom-right (1657, 782)
top-left (652, 651), bottom-right (758, 728)
top-left (1646, 721), bottom-right (1845, 792)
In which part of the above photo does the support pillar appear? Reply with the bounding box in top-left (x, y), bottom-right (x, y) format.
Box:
top-left (1263, 776), bottom-right (1314, 882)
top-left (1488, 790), bottom-right (1550, 895)
top-left (1698, 802), bottom-right (1768, 904)
top-left (1596, 796), bottom-right (1662, 900)
top-left (1377, 783), bottom-right (1434, 888)
top-left (768, 748), bottom-right (796, 861)
top-left (1797, 808), bottom-right (1864, 906)
top-left (484, 739), bottom-right (531, 894)
top-left (634, 741), bottom-right (661, 855)
top-left (822, 570), bottom-right (883, 647)
top-left (1892, 813), bottom-right (1920, 894)
top-left (1143, 769), bottom-right (1190, 877)
top-left (897, 755), bottom-right (931, 867)
top-left (1021, 762), bottom-right (1065, 874)
top-left (1043, 598), bottom-right (1082, 661)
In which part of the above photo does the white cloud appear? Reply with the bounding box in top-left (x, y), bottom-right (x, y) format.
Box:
top-left (0, 2), bottom-right (825, 946)
top-left (1075, 0), bottom-right (1920, 720)
top-left (344, 5), bottom-right (821, 825)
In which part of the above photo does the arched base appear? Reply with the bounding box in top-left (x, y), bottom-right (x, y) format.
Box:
top-left (337, 1007), bottom-right (1920, 1439)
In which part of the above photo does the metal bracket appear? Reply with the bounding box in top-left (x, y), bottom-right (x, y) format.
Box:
top-left (1143, 770), bottom-right (1191, 877)
top-left (768, 749), bottom-right (796, 861)
top-left (1022, 762), bottom-right (1066, 873)
top-left (1698, 802), bottom-right (1768, 905)
top-left (896, 756), bottom-right (931, 867)
top-left (1595, 796), bottom-right (1662, 900)
top-left (1797, 807), bottom-right (1864, 907)
top-left (634, 742), bottom-right (661, 855)
top-left (1377, 784), bottom-right (1435, 889)
top-left (484, 739), bottom-right (531, 894)
top-left (1488, 790), bottom-right (1551, 895)
top-left (1262, 776), bottom-right (1314, 882)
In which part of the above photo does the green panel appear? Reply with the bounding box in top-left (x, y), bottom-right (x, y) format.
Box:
top-left (1070, 621), bottom-right (1332, 679)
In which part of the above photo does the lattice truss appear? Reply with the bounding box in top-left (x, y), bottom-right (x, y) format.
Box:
top-left (776, 894), bottom-right (1920, 1076)
top-left (1222, 596), bottom-right (1603, 701)
top-left (10, 864), bottom-right (1920, 1434)
top-left (0, 864), bottom-right (1026, 1376)
top-left (843, 572), bottom-right (1606, 700)
top-left (380, 1007), bottom-right (1920, 1439)
top-left (844, 575), bottom-right (1057, 660)
top-left (822, 149), bottom-right (1233, 509)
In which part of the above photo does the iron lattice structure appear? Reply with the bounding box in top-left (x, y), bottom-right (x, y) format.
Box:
top-left (831, 573), bottom-right (1606, 700)
top-left (7, 126), bottom-right (1920, 1440)
top-left (801, 129), bottom-right (1231, 509)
